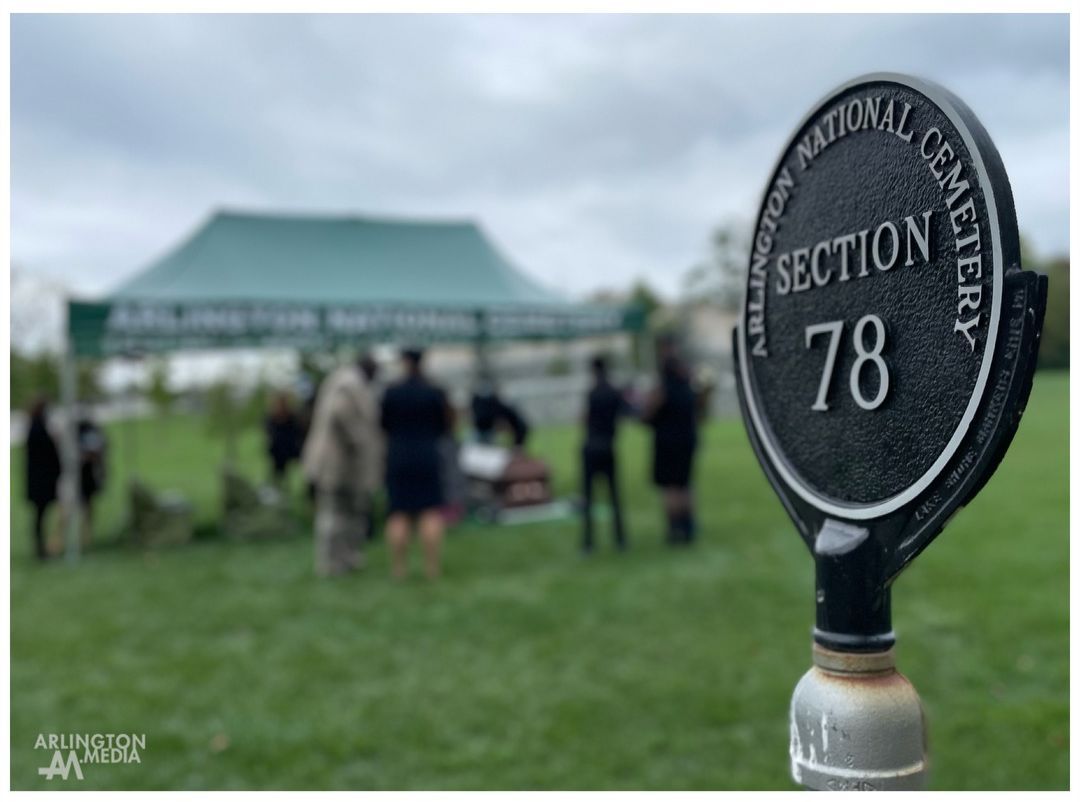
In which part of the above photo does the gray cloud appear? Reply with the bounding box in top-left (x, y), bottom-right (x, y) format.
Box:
top-left (11, 13), bottom-right (1069, 299)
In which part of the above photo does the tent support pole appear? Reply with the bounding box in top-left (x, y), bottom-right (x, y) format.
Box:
top-left (474, 339), bottom-right (490, 377)
top-left (123, 356), bottom-right (140, 536)
top-left (60, 325), bottom-right (82, 564)
top-left (224, 399), bottom-right (236, 468)
top-left (126, 363), bottom-right (140, 473)
top-left (474, 311), bottom-right (491, 378)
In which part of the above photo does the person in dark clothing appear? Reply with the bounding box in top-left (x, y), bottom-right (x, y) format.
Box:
top-left (77, 414), bottom-right (107, 543)
top-left (581, 355), bottom-right (631, 553)
top-left (470, 381), bottom-right (501, 444)
top-left (381, 347), bottom-right (452, 580)
top-left (25, 399), bottom-right (61, 561)
top-left (643, 345), bottom-right (700, 545)
top-left (471, 381), bottom-right (529, 448)
top-left (265, 392), bottom-right (303, 484)
top-left (500, 401), bottom-right (529, 448)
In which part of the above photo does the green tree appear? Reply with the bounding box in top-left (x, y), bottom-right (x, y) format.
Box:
top-left (204, 380), bottom-right (238, 437)
top-left (242, 379), bottom-right (271, 430)
top-left (683, 220), bottom-right (750, 312)
top-left (78, 360), bottom-right (105, 403)
top-left (204, 378), bottom-right (277, 465)
top-left (11, 350), bottom-right (104, 411)
top-left (146, 359), bottom-right (175, 416)
top-left (1021, 236), bottom-right (1068, 371)
top-left (1037, 256), bottom-right (1069, 370)
top-left (203, 380), bottom-right (241, 464)
top-left (10, 350), bottom-right (59, 410)
top-left (628, 280), bottom-right (664, 370)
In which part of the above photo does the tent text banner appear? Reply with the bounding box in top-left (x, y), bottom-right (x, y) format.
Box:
top-left (69, 300), bottom-right (643, 357)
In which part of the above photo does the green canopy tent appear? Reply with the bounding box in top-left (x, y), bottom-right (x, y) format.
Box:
top-left (60, 210), bottom-right (644, 559)
top-left (69, 210), bottom-right (641, 355)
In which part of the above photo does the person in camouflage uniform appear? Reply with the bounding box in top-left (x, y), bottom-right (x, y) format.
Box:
top-left (301, 354), bottom-right (382, 576)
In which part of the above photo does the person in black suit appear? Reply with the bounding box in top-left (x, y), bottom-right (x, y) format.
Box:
top-left (25, 398), bottom-right (61, 561)
top-left (581, 355), bottom-right (630, 553)
top-left (643, 343), bottom-right (699, 546)
top-left (380, 347), bottom-right (452, 580)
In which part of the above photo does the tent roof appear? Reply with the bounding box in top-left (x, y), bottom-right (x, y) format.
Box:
top-left (69, 210), bottom-right (642, 356)
top-left (112, 210), bottom-right (568, 308)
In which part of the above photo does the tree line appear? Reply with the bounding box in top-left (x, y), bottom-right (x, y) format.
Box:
top-left (679, 220), bottom-right (1068, 370)
top-left (9, 228), bottom-right (1069, 414)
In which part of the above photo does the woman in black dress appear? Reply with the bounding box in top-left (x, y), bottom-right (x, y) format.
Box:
top-left (380, 347), bottom-right (452, 580)
top-left (643, 348), bottom-right (699, 545)
top-left (25, 399), bottom-right (61, 560)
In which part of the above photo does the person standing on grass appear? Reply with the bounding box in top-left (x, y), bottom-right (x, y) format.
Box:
top-left (24, 398), bottom-right (61, 561)
top-left (265, 391), bottom-right (303, 486)
top-left (380, 347), bottom-right (452, 580)
top-left (580, 355), bottom-right (631, 554)
top-left (642, 341), bottom-right (699, 546)
top-left (301, 353), bottom-right (383, 577)
top-left (76, 412), bottom-right (108, 545)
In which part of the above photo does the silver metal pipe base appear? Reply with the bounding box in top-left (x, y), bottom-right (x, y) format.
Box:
top-left (789, 644), bottom-right (928, 791)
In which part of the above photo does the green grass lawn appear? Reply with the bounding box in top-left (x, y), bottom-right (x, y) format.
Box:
top-left (9, 372), bottom-right (1069, 790)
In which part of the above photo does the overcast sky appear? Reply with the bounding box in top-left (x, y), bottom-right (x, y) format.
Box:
top-left (11, 13), bottom-right (1070, 301)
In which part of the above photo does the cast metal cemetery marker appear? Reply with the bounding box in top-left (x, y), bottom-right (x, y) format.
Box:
top-left (733, 73), bottom-right (1046, 790)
